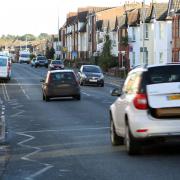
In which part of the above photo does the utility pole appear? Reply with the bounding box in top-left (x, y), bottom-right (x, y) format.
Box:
top-left (142, 0), bottom-right (146, 65)
top-left (57, 10), bottom-right (60, 59)
top-left (26, 36), bottom-right (27, 50)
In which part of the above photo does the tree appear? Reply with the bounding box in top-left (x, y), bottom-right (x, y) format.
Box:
top-left (49, 46), bottom-right (55, 59)
top-left (38, 33), bottom-right (50, 40)
top-left (20, 34), bottom-right (36, 41)
top-left (45, 46), bottom-right (55, 59)
top-left (98, 34), bottom-right (113, 71)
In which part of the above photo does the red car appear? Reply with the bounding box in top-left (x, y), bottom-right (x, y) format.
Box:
top-left (49, 60), bottom-right (64, 70)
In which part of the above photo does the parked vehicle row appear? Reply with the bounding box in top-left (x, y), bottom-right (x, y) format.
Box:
top-left (0, 55), bottom-right (12, 81)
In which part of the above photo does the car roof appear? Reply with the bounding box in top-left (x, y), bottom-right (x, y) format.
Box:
top-left (130, 63), bottom-right (180, 74)
top-left (48, 69), bottom-right (74, 74)
top-left (81, 65), bottom-right (100, 68)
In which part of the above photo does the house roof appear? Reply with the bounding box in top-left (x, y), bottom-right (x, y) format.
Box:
top-left (118, 15), bottom-right (127, 28)
top-left (168, 0), bottom-right (180, 16)
top-left (152, 3), bottom-right (168, 21)
top-left (127, 9), bottom-right (140, 26)
top-left (96, 3), bottom-right (142, 30)
top-left (66, 13), bottom-right (78, 26)
top-left (78, 11), bottom-right (88, 22)
top-left (140, 6), bottom-right (152, 23)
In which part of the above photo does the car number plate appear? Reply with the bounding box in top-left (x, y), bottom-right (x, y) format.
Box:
top-left (168, 94), bottom-right (180, 100)
top-left (89, 79), bottom-right (97, 82)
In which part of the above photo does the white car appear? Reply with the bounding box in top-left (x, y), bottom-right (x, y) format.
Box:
top-left (110, 63), bottom-right (180, 155)
top-left (0, 55), bottom-right (11, 81)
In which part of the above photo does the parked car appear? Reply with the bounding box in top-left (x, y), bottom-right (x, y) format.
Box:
top-left (34, 56), bottom-right (48, 68)
top-left (110, 63), bottom-right (180, 155)
top-left (0, 55), bottom-right (11, 81)
top-left (31, 58), bottom-right (36, 67)
top-left (78, 65), bottom-right (104, 86)
top-left (49, 60), bottom-right (64, 70)
top-left (41, 69), bottom-right (81, 101)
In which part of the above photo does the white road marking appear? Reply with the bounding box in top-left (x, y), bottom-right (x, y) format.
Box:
top-left (16, 79), bottom-right (31, 100)
top-left (0, 102), bottom-right (6, 142)
top-left (4, 83), bottom-right (41, 86)
top-left (16, 132), bottom-right (53, 180)
top-left (1, 84), bottom-right (7, 101)
top-left (16, 126), bottom-right (109, 134)
top-left (10, 110), bottom-right (25, 118)
top-left (3, 83), bottom-right (10, 101)
top-left (81, 91), bottom-right (90, 96)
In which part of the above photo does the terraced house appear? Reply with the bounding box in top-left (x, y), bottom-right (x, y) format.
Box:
top-left (59, 2), bottom-right (174, 70)
top-left (168, 0), bottom-right (180, 62)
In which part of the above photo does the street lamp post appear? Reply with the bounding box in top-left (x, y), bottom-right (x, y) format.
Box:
top-left (142, 0), bottom-right (146, 65)
top-left (120, 50), bottom-right (126, 77)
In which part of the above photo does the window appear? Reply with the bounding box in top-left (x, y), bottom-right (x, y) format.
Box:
top-left (50, 72), bottom-right (76, 83)
top-left (159, 52), bottom-right (163, 64)
top-left (132, 27), bottom-right (136, 41)
top-left (145, 24), bottom-right (149, 39)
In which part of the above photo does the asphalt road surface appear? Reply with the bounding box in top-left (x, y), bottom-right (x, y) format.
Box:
top-left (0, 64), bottom-right (180, 180)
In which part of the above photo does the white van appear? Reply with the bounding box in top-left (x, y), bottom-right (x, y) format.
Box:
top-left (19, 50), bottom-right (31, 64)
top-left (0, 55), bottom-right (11, 80)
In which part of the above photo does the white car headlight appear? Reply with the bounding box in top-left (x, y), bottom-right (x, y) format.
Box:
top-left (82, 73), bottom-right (87, 78)
top-left (100, 74), bottom-right (104, 79)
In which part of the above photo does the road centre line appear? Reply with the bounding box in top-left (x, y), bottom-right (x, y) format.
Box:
top-left (16, 126), bottom-right (109, 134)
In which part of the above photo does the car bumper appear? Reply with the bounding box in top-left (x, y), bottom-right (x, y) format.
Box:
top-left (128, 109), bottom-right (180, 139)
top-left (83, 78), bottom-right (104, 85)
top-left (45, 87), bottom-right (80, 98)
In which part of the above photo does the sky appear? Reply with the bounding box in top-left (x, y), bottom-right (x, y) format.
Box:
top-left (0, 0), bottom-right (169, 36)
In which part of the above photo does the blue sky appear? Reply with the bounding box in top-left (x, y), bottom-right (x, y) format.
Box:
top-left (0, 0), bottom-right (168, 36)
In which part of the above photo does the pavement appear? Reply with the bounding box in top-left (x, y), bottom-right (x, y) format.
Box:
top-left (104, 74), bottom-right (125, 87)
top-left (0, 98), bottom-right (9, 179)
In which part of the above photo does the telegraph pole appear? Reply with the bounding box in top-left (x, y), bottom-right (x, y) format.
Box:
top-left (142, 0), bottom-right (146, 65)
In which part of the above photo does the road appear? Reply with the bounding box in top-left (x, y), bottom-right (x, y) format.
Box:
top-left (0, 63), bottom-right (180, 180)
